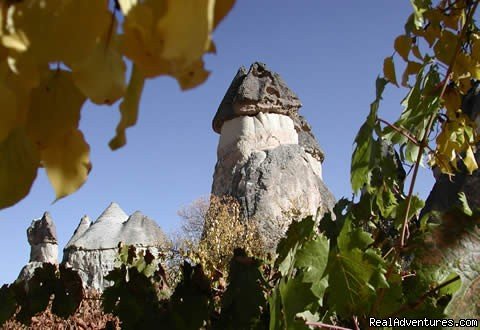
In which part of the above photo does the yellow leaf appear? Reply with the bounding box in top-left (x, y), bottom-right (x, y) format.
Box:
top-left (174, 59), bottom-right (210, 91)
top-left (118, 0), bottom-right (138, 15)
top-left (401, 61), bottom-right (423, 87)
top-left (464, 145), bottom-right (478, 174)
top-left (443, 12), bottom-right (460, 30)
top-left (26, 70), bottom-right (86, 149)
top-left (442, 87), bottom-right (461, 116)
top-left (213, 0), bottom-right (236, 28)
top-left (109, 65), bottom-right (145, 150)
top-left (156, 0), bottom-right (215, 64)
top-left (1, 31), bottom-right (29, 52)
top-left (418, 24), bottom-right (441, 47)
top-left (121, 2), bottom-right (169, 78)
top-left (394, 35), bottom-right (412, 61)
top-left (0, 128), bottom-right (39, 209)
top-left (6, 53), bottom-right (45, 89)
top-left (121, 0), bottom-right (219, 90)
top-left (42, 129), bottom-right (91, 200)
top-left (383, 56), bottom-right (398, 87)
top-left (72, 33), bottom-right (127, 105)
top-left (0, 61), bottom-right (33, 140)
top-left (0, 67), bottom-right (18, 143)
top-left (3, 0), bottom-right (110, 65)
top-left (458, 77), bottom-right (472, 94)
top-left (434, 29), bottom-right (458, 65)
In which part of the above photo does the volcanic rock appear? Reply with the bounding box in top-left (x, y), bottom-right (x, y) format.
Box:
top-left (211, 63), bottom-right (335, 251)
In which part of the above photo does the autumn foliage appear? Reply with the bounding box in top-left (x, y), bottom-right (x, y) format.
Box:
top-left (0, 0), bottom-right (235, 207)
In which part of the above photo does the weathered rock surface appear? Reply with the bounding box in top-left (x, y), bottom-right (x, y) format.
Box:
top-left (213, 63), bottom-right (302, 133)
top-left (63, 202), bottom-right (167, 291)
top-left (18, 212), bottom-right (59, 281)
top-left (211, 63), bottom-right (335, 251)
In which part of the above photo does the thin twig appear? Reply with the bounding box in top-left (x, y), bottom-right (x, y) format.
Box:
top-left (377, 118), bottom-right (423, 146)
top-left (305, 322), bottom-right (353, 330)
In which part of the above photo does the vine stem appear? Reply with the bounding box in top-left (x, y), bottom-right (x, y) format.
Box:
top-left (377, 118), bottom-right (423, 146)
top-left (305, 321), bottom-right (352, 330)
top-left (399, 0), bottom-right (479, 247)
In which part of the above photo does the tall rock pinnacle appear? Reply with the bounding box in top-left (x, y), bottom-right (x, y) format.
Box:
top-left (18, 212), bottom-right (59, 281)
top-left (211, 63), bottom-right (335, 251)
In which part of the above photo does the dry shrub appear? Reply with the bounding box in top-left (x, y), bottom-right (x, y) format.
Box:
top-left (2, 291), bottom-right (120, 330)
top-left (178, 195), bottom-right (264, 277)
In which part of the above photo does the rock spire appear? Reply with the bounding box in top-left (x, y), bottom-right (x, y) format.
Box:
top-left (211, 62), bottom-right (335, 251)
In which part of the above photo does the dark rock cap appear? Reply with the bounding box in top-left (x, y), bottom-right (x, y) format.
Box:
top-left (212, 62), bottom-right (302, 134)
top-left (27, 212), bottom-right (57, 245)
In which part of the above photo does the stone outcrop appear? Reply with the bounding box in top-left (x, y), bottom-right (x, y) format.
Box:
top-left (211, 62), bottom-right (335, 251)
top-left (63, 202), bottom-right (168, 291)
top-left (18, 212), bottom-right (58, 281)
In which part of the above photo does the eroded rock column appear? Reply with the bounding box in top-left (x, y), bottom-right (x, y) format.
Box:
top-left (211, 62), bottom-right (335, 251)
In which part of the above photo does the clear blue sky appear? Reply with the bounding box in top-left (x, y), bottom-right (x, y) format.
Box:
top-left (0, 1), bottom-right (435, 284)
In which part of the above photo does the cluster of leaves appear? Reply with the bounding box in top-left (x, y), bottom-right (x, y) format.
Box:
top-left (382, 0), bottom-right (480, 175)
top-left (0, 0), bottom-right (235, 208)
top-left (0, 263), bottom-right (83, 326)
top-left (102, 243), bottom-right (260, 330)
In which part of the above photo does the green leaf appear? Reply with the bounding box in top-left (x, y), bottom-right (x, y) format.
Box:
top-left (269, 286), bottom-right (283, 330)
top-left (167, 263), bottom-right (212, 330)
top-left (278, 275), bottom-right (318, 330)
top-left (338, 224), bottom-right (374, 252)
top-left (351, 77), bottom-right (387, 192)
top-left (276, 216), bottom-right (315, 277)
top-left (295, 235), bottom-right (329, 300)
top-left (439, 272), bottom-right (461, 296)
top-left (109, 65), bottom-right (145, 150)
top-left (394, 195), bottom-right (424, 228)
top-left (410, 0), bottom-right (431, 28)
top-left (215, 249), bottom-right (267, 330)
top-left (325, 218), bottom-right (387, 317)
top-left (458, 192), bottom-right (473, 216)
top-left (102, 266), bottom-right (162, 330)
top-left (464, 146), bottom-right (478, 174)
top-left (319, 198), bottom-right (350, 242)
top-left (51, 265), bottom-right (83, 318)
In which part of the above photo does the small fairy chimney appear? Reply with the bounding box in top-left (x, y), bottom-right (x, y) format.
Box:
top-left (27, 212), bottom-right (58, 264)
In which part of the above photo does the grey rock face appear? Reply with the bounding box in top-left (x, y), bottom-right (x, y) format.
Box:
top-left (211, 63), bottom-right (335, 251)
top-left (63, 203), bottom-right (167, 291)
top-left (293, 114), bottom-right (325, 162)
top-left (214, 145), bottom-right (334, 251)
